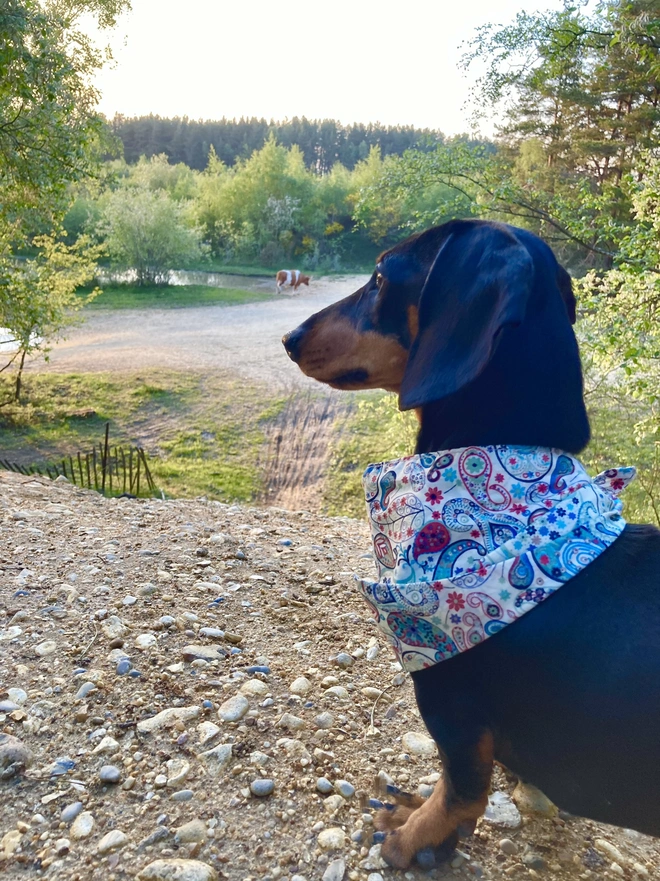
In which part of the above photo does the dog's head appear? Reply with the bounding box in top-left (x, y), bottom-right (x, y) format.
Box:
top-left (282, 219), bottom-right (578, 411)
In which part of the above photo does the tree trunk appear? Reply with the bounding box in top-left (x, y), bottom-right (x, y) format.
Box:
top-left (14, 348), bottom-right (27, 402)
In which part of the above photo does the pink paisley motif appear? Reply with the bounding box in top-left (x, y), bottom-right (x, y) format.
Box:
top-left (459, 448), bottom-right (511, 511)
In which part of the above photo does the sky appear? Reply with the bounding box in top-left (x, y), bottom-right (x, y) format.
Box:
top-left (92, 0), bottom-right (562, 135)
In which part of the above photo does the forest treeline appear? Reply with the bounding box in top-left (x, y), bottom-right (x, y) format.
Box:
top-left (109, 114), bottom-right (448, 173)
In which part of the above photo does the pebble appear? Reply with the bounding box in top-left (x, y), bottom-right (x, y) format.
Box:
top-left (289, 676), bottom-right (312, 695)
top-left (101, 616), bottom-right (127, 640)
top-left (6, 687), bottom-right (27, 705)
top-left (137, 705), bottom-right (201, 734)
top-left (182, 644), bottom-right (228, 663)
top-left (61, 802), bottom-right (84, 823)
top-left (499, 838), bottom-right (518, 855)
top-left (137, 859), bottom-right (218, 881)
top-left (97, 829), bottom-right (128, 853)
top-left (245, 665), bottom-right (271, 675)
top-left (250, 778), bottom-right (275, 796)
top-left (34, 639), bottom-right (57, 656)
top-left (70, 811), bottom-right (95, 839)
top-left (240, 678), bottom-right (268, 696)
top-left (316, 777), bottom-right (334, 794)
top-left (513, 781), bottom-right (558, 818)
top-left (314, 711), bottom-right (335, 729)
top-left (366, 645), bottom-right (380, 661)
top-left (166, 757), bottom-right (190, 787)
top-left (99, 764), bottom-right (121, 784)
top-left (218, 694), bottom-right (249, 721)
top-left (136, 633), bottom-right (157, 649)
top-left (197, 721), bottom-right (220, 745)
top-left (172, 789), bottom-right (194, 802)
top-left (116, 658), bottom-right (132, 675)
top-left (322, 858), bottom-right (346, 881)
top-left (199, 627), bottom-right (225, 639)
top-left (367, 875), bottom-right (384, 881)
top-left (278, 712), bottom-right (305, 730)
top-left (324, 686), bottom-right (349, 700)
top-left (334, 779), bottom-right (355, 798)
top-left (323, 794), bottom-right (345, 812)
top-left (522, 853), bottom-right (548, 871)
top-left (401, 731), bottom-right (436, 757)
top-left (361, 687), bottom-right (382, 699)
top-left (482, 791), bottom-right (522, 829)
top-left (334, 652), bottom-right (354, 668)
top-left (0, 733), bottom-right (33, 778)
top-left (594, 839), bottom-right (628, 866)
top-left (318, 827), bottom-right (346, 850)
top-left (174, 819), bottom-right (207, 844)
top-left (199, 743), bottom-right (232, 774)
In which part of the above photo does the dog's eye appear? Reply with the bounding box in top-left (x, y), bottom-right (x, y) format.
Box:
top-left (375, 272), bottom-right (384, 286)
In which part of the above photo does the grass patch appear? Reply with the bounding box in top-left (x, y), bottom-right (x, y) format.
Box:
top-left (80, 283), bottom-right (271, 310)
top-left (0, 371), bottom-right (285, 502)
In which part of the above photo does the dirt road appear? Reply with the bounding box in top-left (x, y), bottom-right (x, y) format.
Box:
top-left (29, 275), bottom-right (368, 388)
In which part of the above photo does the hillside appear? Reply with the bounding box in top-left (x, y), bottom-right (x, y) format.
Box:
top-left (1, 470), bottom-right (658, 880)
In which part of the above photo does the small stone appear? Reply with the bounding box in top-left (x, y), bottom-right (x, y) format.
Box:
top-left (482, 791), bottom-right (522, 829)
top-left (324, 686), bottom-right (349, 700)
top-left (367, 875), bottom-right (384, 881)
top-left (218, 694), bottom-right (248, 722)
top-left (35, 639), bottom-right (57, 656)
top-left (155, 774), bottom-right (168, 787)
top-left (2, 829), bottom-right (22, 856)
top-left (93, 735), bottom-right (120, 755)
top-left (55, 837), bottom-right (70, 856)
top-left (0, 733), bottom-right (33, 779)
top-left (334, 652), bottom-right (354, 668)
top-left (182, 644), bottom-right (228, 663)
top-left (512, 781), bottom-right (557, 818)
top-left (323, 794), bottom-right (345, 812)
top-left (317, 777), bottom-right (334, 794)
top-left (633, 862), bottom-right (649, 876)
top-left (174, 819), bottom-right (207, 844)
top-left (99, 764), bottom-right (121, 784)
top-left (197, 721), bottom-right (220, 745)
top-left (101, 616), bottom-right (127, 640)
top-left (116, 658), bottom-right (132, 675)
top-left (172, 789), bottom-right (194, 802)
top-left (278, 712), bottom-right (305, 731)
top-left (250, 778), bottom-right (274, 797)
top-left (166, 757), bottom-right (190, 787)
top-left (361, 687), bottom-right (382, 699)
top-left (76, 681), bottom-right (97, 699)
top-left (240, 679), bottom-right (268, 696)
top-left (593, 839), bottom-right (628, 866)
top-left (522, 854), bottom-right (548, 871)
top-left (318, 826), bottom-right (346, 850)
top-left (7, 688), bottom-right (28, 705)
top-left (249, 750), bottom-right (271, 767)
top-left (322, 858), bottom-right (346, 881)
top-left (61, 802), bottom-right (84, 823)
top-left (70, 811), bottom-right (95, 839)
top-left (334, 780), bottom-right (355, 798)
top-left (136, 633), bottom-right (157, 650)
top-left (401, 731), bottom-right (436, 758)
top-left (97, 829), bottom-right (128, 854)
top-left (366, 645), bottom-right (380, 661)
top-left (499, 838), bottom-right (518, 855)
top-left (290, 676), bottom-right (312, 695)
top-left (199, 627), bottom-right (225, 639)
top-left (199, 743), bottom-right (232, 775)
top-left (137, 706), bottom-right (201, 734)
top-left (314, 712), bottom-right (335, 729)
top-left (136, 859), bottom-right (218, 881)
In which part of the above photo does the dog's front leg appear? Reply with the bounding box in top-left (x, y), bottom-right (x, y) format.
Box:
top-left (374, 730), bottom-right (493, 869)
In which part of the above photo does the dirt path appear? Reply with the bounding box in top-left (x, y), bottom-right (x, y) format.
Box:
top-left (28, 275), bottom-right (368, 389)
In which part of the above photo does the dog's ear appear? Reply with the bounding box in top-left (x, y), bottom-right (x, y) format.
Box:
top-left (399, 223), bottom-right (534, 411)
top-left (557, 263), bottom-right (576, 324)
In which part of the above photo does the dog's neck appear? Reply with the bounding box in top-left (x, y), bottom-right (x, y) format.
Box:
top-left (414, 299), bottom-right (591, 456)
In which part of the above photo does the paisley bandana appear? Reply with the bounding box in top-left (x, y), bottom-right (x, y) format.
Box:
top-left (358, 446), bottom-right (635, 673)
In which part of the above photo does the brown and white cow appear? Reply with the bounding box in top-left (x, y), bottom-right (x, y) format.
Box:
top-left (275, 269), bottom-right (311, 294)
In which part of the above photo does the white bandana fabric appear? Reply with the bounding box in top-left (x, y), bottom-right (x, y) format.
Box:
top-left (358, 446), bottom-right (635, 673)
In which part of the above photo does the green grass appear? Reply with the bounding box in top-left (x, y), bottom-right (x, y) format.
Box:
top-left (79, 283), bottom-right (271, 310)
top-left (0, 371), bottom-right (285, 502)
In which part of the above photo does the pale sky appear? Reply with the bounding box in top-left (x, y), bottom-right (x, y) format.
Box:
top-left (93, 0), bottom-right (562, 135)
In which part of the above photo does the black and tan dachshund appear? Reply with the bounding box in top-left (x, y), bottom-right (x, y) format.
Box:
top-left (282, 219), bottom-right (660, 869)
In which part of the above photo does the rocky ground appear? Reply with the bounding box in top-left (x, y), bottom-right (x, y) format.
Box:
top-left (1, 470), bottom-right (658, 881)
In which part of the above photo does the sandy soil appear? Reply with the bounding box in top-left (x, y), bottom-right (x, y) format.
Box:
top-left (27, 276), bottom-right (369, 390)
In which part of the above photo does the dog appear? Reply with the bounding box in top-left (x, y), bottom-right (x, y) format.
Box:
top-left (275, 269), bottom-right (310, 294)
top-left (282, 218), bottom-right (660, 869)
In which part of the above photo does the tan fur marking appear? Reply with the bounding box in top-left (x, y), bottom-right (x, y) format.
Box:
top-left (407, 304), bottom-right (419, 343)
top-left (375, 732), bottom-right (494, 869)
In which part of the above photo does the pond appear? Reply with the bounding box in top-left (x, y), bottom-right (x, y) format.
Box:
top-left (100, 269), bottom-right (274, 292)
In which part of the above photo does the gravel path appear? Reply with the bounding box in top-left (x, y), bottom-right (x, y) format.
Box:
top-left (28, 276), bottom-right (368, 389)
top-left (1, 471), bottom-right (659, 880)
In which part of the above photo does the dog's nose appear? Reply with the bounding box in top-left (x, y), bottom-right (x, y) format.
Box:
top-left (282, 327), bottom-right (305, 363)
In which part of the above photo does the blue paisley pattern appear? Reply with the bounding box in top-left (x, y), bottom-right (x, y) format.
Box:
top-left (358, 445), bottom-right (636, 673)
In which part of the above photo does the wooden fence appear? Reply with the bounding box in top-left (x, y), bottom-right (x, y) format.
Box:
top-left (0, 423), bottom-right (157, 497)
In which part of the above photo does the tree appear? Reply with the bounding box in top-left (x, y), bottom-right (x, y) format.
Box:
top-left (0, 0), bottom-right (131, 400)
top-left (99, 188), bottom-right (207, 285)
